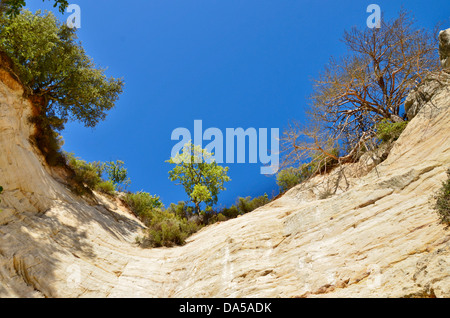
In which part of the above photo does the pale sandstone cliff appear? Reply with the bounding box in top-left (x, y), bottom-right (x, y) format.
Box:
top-left (0, 42), bottom-right (449, 298)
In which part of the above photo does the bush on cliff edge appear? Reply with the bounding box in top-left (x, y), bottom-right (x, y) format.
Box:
top-left (434, 169), bottom-right (450, 225)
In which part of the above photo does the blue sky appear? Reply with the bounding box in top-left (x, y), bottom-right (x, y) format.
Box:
top-left (25, 0), bottom-right (450, 208)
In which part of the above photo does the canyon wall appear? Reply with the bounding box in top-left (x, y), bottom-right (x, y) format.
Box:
top-left (0, 46), bottom-right (449, 298)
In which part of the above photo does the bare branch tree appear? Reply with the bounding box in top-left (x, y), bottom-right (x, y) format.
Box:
top-left (282, 10), bottom-right (440, 174)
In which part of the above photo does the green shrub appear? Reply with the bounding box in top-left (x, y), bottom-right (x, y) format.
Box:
top-left (31, 116), bottom-right (66, 166)
top-left (124, 193), bottom-right (202, 248)
top-left (136, 208), bottom-right (202, 248)
top-left (276, 167), bottom-right (305, 192)
top-left (64, 153), bottom-right (132, 196)
top-left (220, 194), bottom-right (270, 220)
top-left (65, 152), bottom-right (104, 192)
top-left (147, 214), bottom-right (200, 247)
top-left (236, 194), bottom-right (270, 214)
top-left (376, 119), bottom-right (408, 143)
top-left (95, 180), bottom-right (116, 196)
top-left (166, 201), bottom-right (195, 220)
top-left (277, 148), bottom-right (341, 193)
top-left (220, 205), bottom-right (239, 219)
top-left (123, 191), bottom-right (163, 218)
top-left (433, 169), bottom-right (450, 225)
top-left (215, 213), bottom-right (227, 222)
top-left (208, 212), bottom-right (228, 224)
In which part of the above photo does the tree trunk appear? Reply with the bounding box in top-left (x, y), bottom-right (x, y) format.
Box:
top-left (194, 202), bottom-right (201, 215)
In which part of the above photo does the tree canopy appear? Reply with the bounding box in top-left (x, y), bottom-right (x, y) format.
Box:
top-left (0, 0), bottom-right (69, 17)
top-left (104, 160), bottom-right (131, 191)
top-left (167, 142), bottom-right (231, 217)
top-left (0, 10), bottom-right (123, 130)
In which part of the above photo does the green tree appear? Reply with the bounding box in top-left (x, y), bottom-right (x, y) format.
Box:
top-left (0, 10), bottom-right (123, 162)
top-left (0, 10), bottom-right (123, 128)
top-left (167, 142), bottom-right (231, 221)
top-left (0, 0), bottom-right (69, 17)
top-left (104, 160), bottom-right (130, 190)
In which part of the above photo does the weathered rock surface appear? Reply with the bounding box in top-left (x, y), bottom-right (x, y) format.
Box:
top-left (439, 28), bottom-right (450, 70)
top-left (405, 28), bottom-right (450, 120)
top-left (0, 52), bottom-right (449, 298)
top-left (404, 72), bottom-right (450, 120)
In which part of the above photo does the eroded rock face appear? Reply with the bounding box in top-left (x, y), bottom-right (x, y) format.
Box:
top-left (404, 72), bottom-right (450, 120)
top-left (404, 28), bottom-right (450, 121)
top-left (0, 53), bottom-right (449, 298)
top-left (439, 28), bottom-right (450, 70)
top-left (0, 68), bottom-right (68, 222)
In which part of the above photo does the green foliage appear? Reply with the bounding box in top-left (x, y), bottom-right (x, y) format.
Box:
top-left (167, 142), bottom-right (231, 216)
top-left (214, 213), bottom-right (228, 223)
top-left (104, 160), bottom-right (130, 190)
top-left (138, 209), bottom-right (202, 248)
top-left (1, 1), bottom-right (69, 17)
top-left (64, 153), bottom-right (133, 196)
top-left (125, 197), bottom-right (201, 248)
top-left (0, 10), bottom-right (123, 164)
top-left (123, 190), bottom-right (204, 248)
top-left (276, 167), bottom-right (305, 192)
top-left (65, 152), bottom-right (104, 193)
top-left (220, 194), bottom-right (270, 220)
top-left (30, 116), bottom-right (66, 166)
top-left (190, 184), bottom-right (212, 207)
top-left (236, 194), bottom-right (270, 214)
top-left (218, 205), bottom-right (239, 219)
top-left (309, 148), bottom-right (339, 173)
top-left (166, 201), bottom-right (195, 220)
top-left (277, 148), bottom-right (339, 193)
top-left (123, 191), bottom-right (163, 219)
top-left (0, 10), bottom-right (123, 128)
top-left (376, 119), bottom-right (409, 143)
top-left (433, 169), bottom-right (450, 225)
top-left (95, 180), bottom-right (116, 196)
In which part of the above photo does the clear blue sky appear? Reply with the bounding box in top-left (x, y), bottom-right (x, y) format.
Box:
top-left (26, 0), bottom-right (450, 208)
